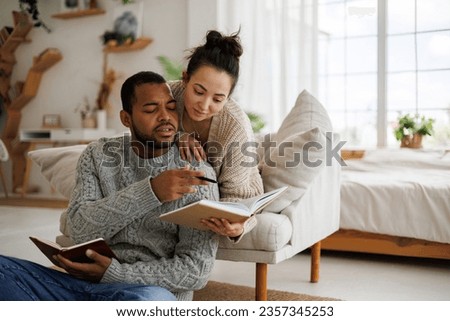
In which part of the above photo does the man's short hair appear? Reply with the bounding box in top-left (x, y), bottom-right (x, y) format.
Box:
top-left (121, 71), bottom-right (167, 114)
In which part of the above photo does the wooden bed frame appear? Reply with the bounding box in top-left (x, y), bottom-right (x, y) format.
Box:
top-left (322, 229), bottom-right (450, 260)
top-left (322, 150), bottom-right (450, 261)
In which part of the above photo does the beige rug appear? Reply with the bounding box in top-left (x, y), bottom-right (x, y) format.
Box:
top-left (193, 281), bottom-right (338, 301)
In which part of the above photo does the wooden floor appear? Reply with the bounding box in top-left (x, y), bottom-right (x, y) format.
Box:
top-left (0, 196), bottom-right (68, 208)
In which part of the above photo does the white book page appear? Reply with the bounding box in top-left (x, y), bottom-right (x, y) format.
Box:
top-left (200, 200), bottom-right (250, 216)
top-left (239, 186), bottom-right (288, 212)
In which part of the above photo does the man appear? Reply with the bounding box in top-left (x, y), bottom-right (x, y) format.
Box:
top-left (0, 71), bottom-right (219, 301)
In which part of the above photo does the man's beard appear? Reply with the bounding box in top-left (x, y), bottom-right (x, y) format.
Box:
top-left (131, 124), bottom-right (175, 152)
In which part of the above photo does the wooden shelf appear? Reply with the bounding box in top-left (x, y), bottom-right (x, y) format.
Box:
top-left (103, 37), bottom-right (153, 53)
top-left (8, 49), bottom-right (62, 111)
top-left (31, 48), bottom-right (63, 72)
top-left (1, 11), bottom-right (63, 193)
top-left (0, 11), bottom-right (33, 63)
top-left (51, 8), bottom-right (105, 19)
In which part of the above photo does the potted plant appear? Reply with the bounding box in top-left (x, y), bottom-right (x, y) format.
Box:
top-left (157, 56), bottom-right (183, 80)
top-left (247, 112), bottom-right (265, 134)
top-left (75, 97), bottom-right (97, 128)
top-left (394, 113), bottom-right (434, 148)
top-left (19, 0), bottom-right (51, 32)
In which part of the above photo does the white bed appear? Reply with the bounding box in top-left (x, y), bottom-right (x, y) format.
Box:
top-left (322, 148), bottom-right (450, 260)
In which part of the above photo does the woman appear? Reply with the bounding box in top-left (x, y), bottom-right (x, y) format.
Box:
top-left (169, 30), bottom-right (264, 239)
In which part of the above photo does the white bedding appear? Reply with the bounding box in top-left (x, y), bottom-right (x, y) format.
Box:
top-left (340, 149), bottom-right (450, 244)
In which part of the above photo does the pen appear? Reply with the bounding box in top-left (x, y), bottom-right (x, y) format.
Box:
top-left (197, 176), bottom-right (218, 184)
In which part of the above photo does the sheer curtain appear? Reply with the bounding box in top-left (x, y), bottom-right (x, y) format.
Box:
top-left (217, 0), bottom-right (318, 133)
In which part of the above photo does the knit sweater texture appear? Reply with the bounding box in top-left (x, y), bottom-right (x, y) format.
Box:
top-left (169, 80), bottom-right (264, 202)
top-left (64, 136), bottom-right (220, 301)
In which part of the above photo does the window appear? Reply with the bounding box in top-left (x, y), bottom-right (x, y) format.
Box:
top-left (318, 0), bottom-right (450, 147)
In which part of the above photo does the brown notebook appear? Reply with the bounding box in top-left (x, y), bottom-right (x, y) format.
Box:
top-left (30, 236), bottom-right (117, 268)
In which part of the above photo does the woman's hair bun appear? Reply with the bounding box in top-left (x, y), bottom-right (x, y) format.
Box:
top-left (205, 30), bottom-right (243, 58)
top-left (186, 29), bottom-right (243, 94)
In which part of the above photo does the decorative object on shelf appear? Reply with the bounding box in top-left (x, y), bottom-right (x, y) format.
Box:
top-left (88, 0), bottom-right (97, 8)
top-left (101, 1), bottom-right (143, 47)
top-left (42, 114), bottom-right (61, 128)
top-left (52, 0), bottom-right (104, 19)
top-left (82, 116), bottom-right (96, 128)
top-left (75, 97), bottom-right (97, 128)
top-left (394, 113), bottom-right (435, 149)
top-left (60, 0), bottom-right (82, 12)
top-left (19, 0), bottom-right (51, 33)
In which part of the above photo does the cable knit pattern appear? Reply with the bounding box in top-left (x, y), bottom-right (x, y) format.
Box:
top-left (169, 80), bottom-right (264, 202)
top-left (64, 136), bottom-right (220, 301)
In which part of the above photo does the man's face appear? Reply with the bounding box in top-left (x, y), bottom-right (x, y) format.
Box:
top-left (122, 82), bottom-right (178, 157)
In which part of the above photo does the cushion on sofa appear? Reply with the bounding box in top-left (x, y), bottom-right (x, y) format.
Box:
top-left (218, 212), bottom-right (292, 251)
top-left (260, 90), bottom-right (332, 212)
top-left (28, 144), bottom-right (87, 198)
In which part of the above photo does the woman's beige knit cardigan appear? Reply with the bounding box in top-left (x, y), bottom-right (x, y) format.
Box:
top-left (170, 81), bottom-right (264, 202)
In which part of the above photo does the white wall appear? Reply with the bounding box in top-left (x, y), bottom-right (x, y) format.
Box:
top-left (1, 0), bottom-right (191, 132)
top-left (0, 0), bottom-right (222, 196)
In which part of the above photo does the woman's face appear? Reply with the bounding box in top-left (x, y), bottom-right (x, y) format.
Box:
top-left (183, 65), bottom-right (233, 122)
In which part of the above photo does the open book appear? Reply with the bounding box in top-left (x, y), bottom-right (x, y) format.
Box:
top-left (159, 186), bottom-right (288, 230)
top-left (30, 236), bottom-right (117, 268)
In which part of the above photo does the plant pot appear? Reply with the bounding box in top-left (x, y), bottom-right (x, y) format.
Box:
top-left (400, 133), bottom-right (422, 148)
top-left (82, 116), bottom-right (97, 128)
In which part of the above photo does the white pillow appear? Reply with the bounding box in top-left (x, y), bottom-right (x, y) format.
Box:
top-left (260, 90), bottom-right (333, 212)
top-left (28, 145), bottom-right (87, 198)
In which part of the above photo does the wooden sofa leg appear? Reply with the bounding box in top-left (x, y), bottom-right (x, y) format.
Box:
top-left (310, 241), bottom-right (321, 283)
top-left (255, 263), bottom-right (268, 301)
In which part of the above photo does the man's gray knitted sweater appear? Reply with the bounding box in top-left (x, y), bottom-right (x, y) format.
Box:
top-left (64, 136), bottom-right (220, 301)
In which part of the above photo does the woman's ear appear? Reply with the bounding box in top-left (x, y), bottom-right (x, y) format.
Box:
top-left (182, 71), bottom-right (189, 85)
top-left (120, 110), bottom-right (131, 128)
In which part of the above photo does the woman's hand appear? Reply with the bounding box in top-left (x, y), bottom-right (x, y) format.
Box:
top-left (201, 218), bottom-right (245, 238)
top-left (178, 132), bottom-right (207, 162)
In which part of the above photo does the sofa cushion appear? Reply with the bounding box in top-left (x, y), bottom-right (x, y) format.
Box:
top-left (218, 212), bottom-right (292, 251)
top-left (28, 145), bottom-right (86, 198)
top-left (260, 90), bottom-right (332, 212)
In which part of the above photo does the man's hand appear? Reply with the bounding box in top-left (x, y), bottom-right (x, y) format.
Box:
top-left (151, 166), bottom-right (211, 202)
top-left (55, 249), bottom-right (112, 283)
